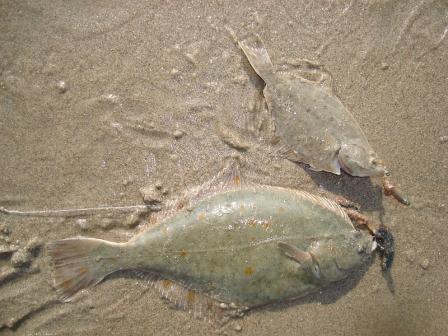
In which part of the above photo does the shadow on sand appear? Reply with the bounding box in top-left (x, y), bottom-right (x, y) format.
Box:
top-left (300, 164), bottom-right (386, 223)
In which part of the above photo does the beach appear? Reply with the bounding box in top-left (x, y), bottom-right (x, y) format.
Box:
top-left (1, 1), bottom-right (447, 335)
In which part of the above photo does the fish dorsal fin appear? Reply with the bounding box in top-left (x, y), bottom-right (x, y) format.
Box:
top-left (130, 270), bottom-right (247, 324)
top-left (137, 157), bottom-right (246, 233)
top-left (192, 155), bottom-right (244, 195)
top-left (293, 190), bottom-right (352, 227)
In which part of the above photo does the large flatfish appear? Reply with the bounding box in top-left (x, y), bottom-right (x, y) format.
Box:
top-left (238, 33), bottom-right (408, 204)
top-left (47, 161), bottom-right (392, 322)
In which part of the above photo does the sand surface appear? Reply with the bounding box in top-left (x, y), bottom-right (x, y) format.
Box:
top-left (1, 0), bottom-right (447, 335)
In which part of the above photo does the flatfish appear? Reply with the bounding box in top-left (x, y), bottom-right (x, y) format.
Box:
top-left (238, 33), bottom-right (408, 204)
top-left (47, 161), bottom-right (391, 321)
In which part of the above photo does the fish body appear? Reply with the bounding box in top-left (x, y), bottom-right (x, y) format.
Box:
top-left (48, 185), bottom-right (374, 308)
top-left (239, 35), bottom-right (386, 177)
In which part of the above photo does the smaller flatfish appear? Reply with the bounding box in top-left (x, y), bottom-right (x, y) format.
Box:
top-left (238, 33), bottom-right (409, 205)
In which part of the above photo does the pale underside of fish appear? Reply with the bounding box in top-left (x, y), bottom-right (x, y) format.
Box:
top-left (47, 160), bottom-right (376, 323)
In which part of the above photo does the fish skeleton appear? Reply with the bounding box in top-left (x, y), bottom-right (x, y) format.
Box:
top-left (47, 160), bottom-right (389, 321)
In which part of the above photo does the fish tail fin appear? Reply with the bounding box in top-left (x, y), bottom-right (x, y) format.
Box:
top-left (47, 238), bottom-right (125, 301)
top-left (238, 34), bottom-right (274, 82)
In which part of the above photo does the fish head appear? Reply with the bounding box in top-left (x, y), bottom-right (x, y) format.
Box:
top-left (338, 143), bottom-right (386, 177)
top-left (309, 231), bottom-right (374, 282)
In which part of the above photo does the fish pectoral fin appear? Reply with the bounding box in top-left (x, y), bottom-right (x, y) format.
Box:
top-left (277, 242), bottom-right (313, 269)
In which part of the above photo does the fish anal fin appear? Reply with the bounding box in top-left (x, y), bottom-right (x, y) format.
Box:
top-left (131, 270), bottom-right (247, 324)
top-left (278, 242), bottom-right (313, 270)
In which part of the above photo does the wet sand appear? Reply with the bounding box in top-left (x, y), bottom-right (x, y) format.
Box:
top-left (1, 1), bottom-right (447, 335)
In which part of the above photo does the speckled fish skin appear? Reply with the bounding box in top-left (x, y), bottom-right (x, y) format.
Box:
top-left (71, 186), bottom-right (373, 307)
top-left (239, 35), bottom-right (386, 177)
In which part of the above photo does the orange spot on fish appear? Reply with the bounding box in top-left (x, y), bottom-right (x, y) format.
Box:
top-left (78, 267), bottom-right (88, 275)
top-left (197, 213), bottom-right (205, 221)
top-left (244, 266), bottom-right (254, 276)
top-left (186, 291), bottom-right (196, 303)
top-left (59, 278), bottom-right (73, 289)
top-left (261, 222), bottom-right (271, 230)
top-left (233, 175), bottom-right (241, 185)
top-left (179, 250), bottom-right (188, 257)
top-left (162, 279), bottom-right (173, 289)
top-left (247, 218), bottom-right (257, 227)
top-left (277, 207), bottom-right (285, 213)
